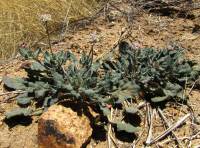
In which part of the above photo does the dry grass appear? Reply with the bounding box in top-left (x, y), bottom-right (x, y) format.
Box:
top-left (0, 0), bottom-right (98, 60)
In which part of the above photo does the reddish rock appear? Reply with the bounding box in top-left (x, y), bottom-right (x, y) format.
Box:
top-left (38, 105), bottom-right (92, 148)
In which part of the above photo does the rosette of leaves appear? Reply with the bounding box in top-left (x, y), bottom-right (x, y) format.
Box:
top-left (3, 48), bottom-right (98, 117)
top-left (104, 41), bottom-right (200, 103)
top-left (3, 47), bottom-right (142, 134)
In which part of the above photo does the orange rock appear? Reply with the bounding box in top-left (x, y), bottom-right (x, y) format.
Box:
top-left (38, 105), bottom-right (92, 148)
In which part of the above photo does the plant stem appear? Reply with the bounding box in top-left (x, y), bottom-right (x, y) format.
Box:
top-left (45, 21), bottom-right (53, 55)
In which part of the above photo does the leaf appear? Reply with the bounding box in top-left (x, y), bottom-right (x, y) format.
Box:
top-left (67, 51), bottom-right (77, 63)
top-left (112, 81), bottom-right (140, 102)
top-left (79, 88), bottom-right (95, 97)
top-left (30, 62), bottom-right (46, 71)
top-left (63, 84), bottom-right (73, 91)
top-left (177, 63), bottom-right (192, 75)
top-left (5, 108), bottom-right (32, 119)
top-left (163, 82), bottom-right (182, 97)
top-left (115, 122), bottom-right (140, 133)
top-left (43, 96), bottom-right (52, 107)
top-left (151, 96), bottom-right (169, 102)
top-left (35, 89), bottom-right (48, 98)
top-left (31, 109), bottom-right (44, 116)
top-left (49, 98), bottom-right (59, 106)
top-left (44, 51), bottom-right (52, 64)
top-left (16, 93), bottom-right (32, 106)
top-left (125, 106), bottom-right (138, 114)
top-left (17, 97), bottom-right (32, 106)
top-left (100, 106), bottom-right (110, 116)
top-left (19, 48), bottom-right (33, 59)
top-left (32, 48), bottom-right (42, 59)
top-left (3, 76), bottom-right (26, 90)
top-left (52, 72), bottom-right (64, 88)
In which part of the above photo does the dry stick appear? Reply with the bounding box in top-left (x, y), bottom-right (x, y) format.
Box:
top-left (189, 78), bottom-right (200, 95)
top-left (132, 127), bottom-right (146, 148)
top-left (0, 90), bottom-right (26, 97)
top-left (59, 0), bottom-right (72, 40)
top-left (145, 104), bottom-right (155, 145)
top-left (149, 113), bottom-right (191, 145)
top-left (180, 130), bottom-right (200, 141)
top-left (137, 101), bottom-right (146, 109)
top-left (44, 21), bottom-right (52, 55)
top-left (159, 130), bottom-right (200, 146)
top-left (157, 107), bottom-right (183, 147)
top-left (108, 107), bottom-right (114, 148)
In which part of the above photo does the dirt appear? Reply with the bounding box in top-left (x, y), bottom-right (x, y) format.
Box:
top-left (0, 1), bottom-right (200, 147)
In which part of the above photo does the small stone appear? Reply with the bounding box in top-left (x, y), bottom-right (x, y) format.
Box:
top-left (108, 22), bottom-right (115, 28)
top-left (38, 105), bottom-right (92, 148)
top-left (96, 26), bottom-right (102, 32)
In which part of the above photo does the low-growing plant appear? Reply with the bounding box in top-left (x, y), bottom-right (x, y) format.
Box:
top-left (3, 41), bottom-right (200, 134)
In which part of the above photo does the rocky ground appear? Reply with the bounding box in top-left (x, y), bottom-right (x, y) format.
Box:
top-left (0, 0), bottom-right (200, 147)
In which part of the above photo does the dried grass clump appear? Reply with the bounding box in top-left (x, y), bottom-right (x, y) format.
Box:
top-left (0, 0), bottom-right (98, 60)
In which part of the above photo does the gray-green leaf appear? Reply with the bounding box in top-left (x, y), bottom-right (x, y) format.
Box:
top-left (125, 106), bottom-right (138, 114)
top-left (116, 122), bottom-right (140, 133)
top-left (151, 96), bottom-right (169, 102)
top-left (5, 108), bottom-right (32, 119)
top-left (31, 62), bottom-right (46, 71)
top-left (17, 97), bottom-right (32, 106)
top-left (3, 76), bottom-right (26, 90)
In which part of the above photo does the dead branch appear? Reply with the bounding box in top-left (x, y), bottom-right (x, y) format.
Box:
top-left (157, 107), bottom-right (183, 147)
top-left (145, 104), bottom-right (155, 145)
top-left (149, 113), bottom-right (191, 145)
top-left (0, 90), bottom-right (26, 97)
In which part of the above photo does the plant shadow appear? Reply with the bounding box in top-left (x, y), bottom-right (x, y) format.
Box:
top-left (4, 116), bottom-right (33, 128)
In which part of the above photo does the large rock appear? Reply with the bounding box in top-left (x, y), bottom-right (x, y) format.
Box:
top-left (38, 105), bottom-right (92, 148)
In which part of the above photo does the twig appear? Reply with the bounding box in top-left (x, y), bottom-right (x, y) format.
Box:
top-left (108, 107), bottom-right (114, 148)
top-left (180, 130), bottom-right (200, 141)
top-left (157, 107), bottom-right (183, 147)
top-left (0, 90), bottom-right (26, 97)
top-left (145, 104), bottom-right (155, 145)
top-left (132, 125), bottom-right (146, 148)
top-left (189, 78), bottom-right (200, 95)
top-left (59, 0), bottom-right (72, 40)
top-left (137, 101), bottom-right (146, 109)
top-left (158, 130), bottom-right (200, 146)
top-left (44, 21), bottom-right (52, 55)
top-left (149, 113), bottom-right (191, 145)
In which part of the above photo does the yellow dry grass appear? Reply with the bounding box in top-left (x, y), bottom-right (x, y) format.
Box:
top-left (0, 0), bottom-right (98, 60)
